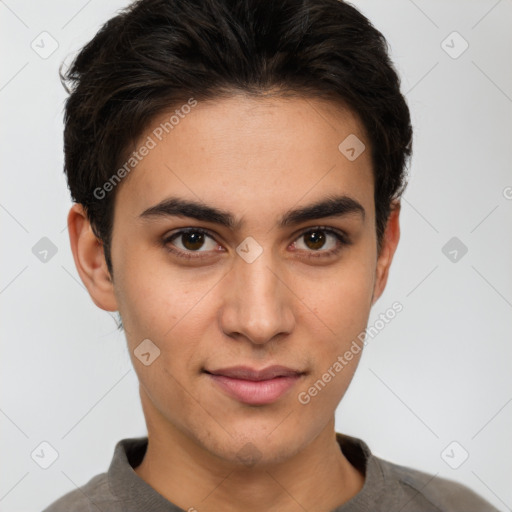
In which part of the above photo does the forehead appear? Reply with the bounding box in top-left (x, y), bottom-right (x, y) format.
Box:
top-left (114, 94), bottom-right (374, 222)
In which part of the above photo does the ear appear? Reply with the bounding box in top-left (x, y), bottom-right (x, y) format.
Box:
top-left (372, 202), bottom-right (401, 305)
top-left (67, 203), bottom-right (118, 312)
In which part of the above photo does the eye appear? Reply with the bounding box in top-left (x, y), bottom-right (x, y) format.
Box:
top-left (290, 227), bottom-right (349, 258)
top-left (162, 226), bottom-right (350, 261)
top-left (163, 228), bottom-right (222, 259)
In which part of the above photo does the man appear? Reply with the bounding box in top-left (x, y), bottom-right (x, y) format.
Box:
top-left (44, 0), bottom-right (498, 510)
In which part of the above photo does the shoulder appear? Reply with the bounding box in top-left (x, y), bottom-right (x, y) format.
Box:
top-left (41, 472), bottom-right (122, 512)
top-left (336, 433), bottom-right (499, 512)
top-left (42, 437), bottom-right (151, 512)
top-left (377, 457), bottom-right (500, 511)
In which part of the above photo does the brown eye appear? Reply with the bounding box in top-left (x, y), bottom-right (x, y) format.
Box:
top-left (164, 228), bottom-right (220, 256)
top-left (181, 231), bottom-right (205, 251)
top-left (289, 227), bottom-right (350, 260)
top-left (294, 228), bottom-right (341, 253)
top-left (303, 230), bottom-right (327, 250)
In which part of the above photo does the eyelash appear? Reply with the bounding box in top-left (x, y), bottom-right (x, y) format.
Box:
top-left (161, 226), bottom-right (351, 261)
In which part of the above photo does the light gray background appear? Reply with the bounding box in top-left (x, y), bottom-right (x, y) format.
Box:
top-left (1, 1), bottom-right (511, 511)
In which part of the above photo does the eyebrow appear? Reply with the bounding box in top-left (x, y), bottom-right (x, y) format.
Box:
top-left (139, 194), bottom-right (365, 229)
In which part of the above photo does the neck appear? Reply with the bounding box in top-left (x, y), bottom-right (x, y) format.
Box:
top-left (134, 398), bottom-right (364, 512)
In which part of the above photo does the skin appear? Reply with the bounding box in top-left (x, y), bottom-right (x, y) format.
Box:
top-left (68, 94), bottom-right (400, 512)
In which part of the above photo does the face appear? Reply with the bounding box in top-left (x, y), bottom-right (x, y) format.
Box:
top-left (77, 94), bottom-right (398, 467)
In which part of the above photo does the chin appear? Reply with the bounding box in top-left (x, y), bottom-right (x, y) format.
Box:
top-left (195, 426), bottom-right (306, 469)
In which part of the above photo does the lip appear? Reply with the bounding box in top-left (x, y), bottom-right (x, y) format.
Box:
top-left (204, 365), bottom-right (304, 405)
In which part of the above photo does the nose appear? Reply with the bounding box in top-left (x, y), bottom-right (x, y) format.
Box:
top-left (218, 248), bottom-right (295, 346)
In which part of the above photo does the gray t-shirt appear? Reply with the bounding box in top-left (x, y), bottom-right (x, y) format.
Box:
top-left (42, 433), bottom-right (499, 511)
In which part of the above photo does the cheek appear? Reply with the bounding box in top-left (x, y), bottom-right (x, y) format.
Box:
top-left (295, 284), bottom-right (369, 416)
top-left (113, 250), bottom-right (218, 385)
top-left (116, 266), bottom-right (211, 428)
top-left (301, 245), bottom-right (375, 337)
top-left (293, 245), bottom-right (375, 406)
top-left (114, 245), bottom-right (208, 341)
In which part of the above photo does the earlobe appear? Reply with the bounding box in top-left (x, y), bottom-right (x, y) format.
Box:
top-left (67, 204), bottom-right (118, 312)
top-left (372, 202), bottom-right (401, 305)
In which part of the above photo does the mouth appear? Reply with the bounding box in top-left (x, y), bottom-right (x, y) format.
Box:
top-left (203, 365), bottom-right (306, 405)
